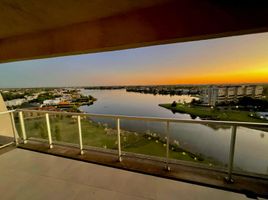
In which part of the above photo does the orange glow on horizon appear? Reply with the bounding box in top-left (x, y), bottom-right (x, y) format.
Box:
top-left (158, 74), bottom-right (268, 85)
top-left (127, 65), bottom-right (268, 85)
top-left (167, 67), bottom-right (268, 85)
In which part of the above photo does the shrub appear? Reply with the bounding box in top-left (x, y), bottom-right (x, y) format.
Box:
top-left (171, 101), bottom-right (177, 107)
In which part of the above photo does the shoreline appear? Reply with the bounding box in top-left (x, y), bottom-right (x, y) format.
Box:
top-left (159, 103), bottom-right (268, 123)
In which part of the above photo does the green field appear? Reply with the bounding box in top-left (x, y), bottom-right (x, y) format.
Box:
top-left (15, 114), bottom-right (218, 166)
top-left (159, 103), bottom-right (267, 123)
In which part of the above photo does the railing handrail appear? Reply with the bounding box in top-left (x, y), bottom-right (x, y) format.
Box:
top-left (12, 108), bottom-right (268, 181)
top-left (0, 110), bottom-right (15, 115)
top-left (16, 109), bottom-right (268, 127)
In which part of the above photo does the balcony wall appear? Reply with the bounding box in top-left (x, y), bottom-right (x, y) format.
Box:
top-left (0, 94), bottom-right (13, 137)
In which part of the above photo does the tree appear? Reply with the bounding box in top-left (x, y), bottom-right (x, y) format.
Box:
top-left (191, 99), bottom-right (197, 105)
top-left (191, 98), bottom-right (202, 105)
top-left (171, 101), bottom-right (177, 107)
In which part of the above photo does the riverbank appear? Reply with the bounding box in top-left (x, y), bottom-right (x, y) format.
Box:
top-left (159, 103), bottom-right (267, 123)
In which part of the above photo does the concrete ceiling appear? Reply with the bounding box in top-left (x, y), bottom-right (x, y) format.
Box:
top-left (0, 0), bottom-right (268, 63)
top-left (0, 0), bottom-right (170, 39)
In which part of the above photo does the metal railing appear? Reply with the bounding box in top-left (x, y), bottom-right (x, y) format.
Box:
top-left (2, 109), bottom-right (268, 182)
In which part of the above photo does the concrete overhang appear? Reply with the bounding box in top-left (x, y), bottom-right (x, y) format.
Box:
top-left (0, 0), bottom-right (268, 63)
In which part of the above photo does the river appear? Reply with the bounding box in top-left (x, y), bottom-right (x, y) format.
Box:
top-left (79, 89), bottom-right (268, 175)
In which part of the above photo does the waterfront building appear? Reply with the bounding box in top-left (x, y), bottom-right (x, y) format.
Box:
top-left (255, 85), bottom-right (264, 97)
top-left (202, 85), bottom-right (264, 106)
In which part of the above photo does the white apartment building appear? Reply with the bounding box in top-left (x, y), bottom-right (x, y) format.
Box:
top-left (202, 85), bottom-right (264, 106)
top-left (255, 85), bottom-right (263, 96)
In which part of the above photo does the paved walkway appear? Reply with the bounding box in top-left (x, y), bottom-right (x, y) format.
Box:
top-left (0, 149), bottom-right (255, 200)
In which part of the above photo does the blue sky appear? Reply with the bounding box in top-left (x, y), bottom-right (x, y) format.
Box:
top-left (0, 32), bottom-right (268, 88)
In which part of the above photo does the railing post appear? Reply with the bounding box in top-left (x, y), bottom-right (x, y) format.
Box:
top-left (165, 121), bottom-right (171, 171)
top-left (225, 125), bottom-right (237, 183)
top-left (19, 111), bottom-right (27, 144)
top-left (45, 113), bottom-right (53, 149)
top-left (117, 118), bottom-right (122, 162)
top-left (77, 115), bottom-right (84, 155)
top-left (10, 112), bottom-right (18, 145)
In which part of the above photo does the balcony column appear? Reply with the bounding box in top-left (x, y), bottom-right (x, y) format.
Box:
top-left (45, 113), bottom-right (53, 149)
top-left (77, 115), bottom-right (84, 155)
top-left (225, 125), bottom-right (237, 183)
top-left (19, 111), bottom-right (27, 144)
top-left (117, 118), bottom-right (122, 162)
top-left (165, 121), bottom-right (171, 171)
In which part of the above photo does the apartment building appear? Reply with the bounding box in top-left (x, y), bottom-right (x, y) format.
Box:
top-left (202, 85), bottom-right (263, 106)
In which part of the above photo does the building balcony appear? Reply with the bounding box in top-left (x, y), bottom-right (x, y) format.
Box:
top-left (1, 109), bottom-right (268, 199)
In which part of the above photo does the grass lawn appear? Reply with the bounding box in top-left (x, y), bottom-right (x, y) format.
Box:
top-left (159, 103), bottom-right (267, 123)
top-left (15, 114), bottom-right (218, 166)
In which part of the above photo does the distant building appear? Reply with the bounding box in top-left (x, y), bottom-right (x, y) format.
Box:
top-left (5, 98), bottom-right (26, 107)
top-left (26, 95), bottom-right (38, 101)
top-left (202, 85), bottom-right (264, 106)
top-left (237, 87), bottom-right (244, 97)
top-left (181, 89), bottom-right (189, 94)
top-left (43, 99), bottom-right (60, 105)
top-left (255, 85), bottom-right (263, 97)
top-left (245, 86), bottom-right (254, 96)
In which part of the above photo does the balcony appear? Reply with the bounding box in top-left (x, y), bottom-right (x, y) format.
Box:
top-left (1, 109), bottom-right (268, 199)
top-left (1, 1), bottom-right (268, 199)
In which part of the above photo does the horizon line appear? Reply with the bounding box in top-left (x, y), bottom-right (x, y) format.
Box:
top-left (1, 82), bottom-right (268, 89)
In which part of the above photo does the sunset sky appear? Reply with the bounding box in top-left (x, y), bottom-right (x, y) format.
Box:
top-left (0, 32), bottom-right (268, 88)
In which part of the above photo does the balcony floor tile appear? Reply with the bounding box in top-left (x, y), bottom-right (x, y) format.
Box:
top-left (0, 148), bottom-right (253, 200)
